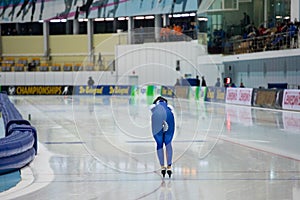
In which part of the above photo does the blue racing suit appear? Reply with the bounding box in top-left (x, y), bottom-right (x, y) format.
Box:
top-left (151, 100), bottom-right (175, 167)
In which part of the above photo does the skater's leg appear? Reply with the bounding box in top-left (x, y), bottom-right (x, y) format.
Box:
top-left (164, 113), bottom-right (175, 178)
top-left (156, 146), bottom-right (164, 166)
top-left (154, 132), bottom-right (164, 166)
top-left (156, 140), bottom-right (166, 177)
top-left (165, 143), bottom-right (173, 178)
top-left (164, 123), bottom-right (174, 167)
top-left (165, 142), bottom-right (173, 166)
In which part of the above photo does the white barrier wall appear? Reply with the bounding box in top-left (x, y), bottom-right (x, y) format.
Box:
top-left (116, 42), bottom-right (195, 86)
top-left (0, 41), bottom-right (223, 86)
top-left (0, 71), bottom-right (118, 86)
top-left (115, 41), bottom-right (222, 86)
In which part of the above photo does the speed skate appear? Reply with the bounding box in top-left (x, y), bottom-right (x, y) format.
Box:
top-left (161, 167), bottom-right (172, 178)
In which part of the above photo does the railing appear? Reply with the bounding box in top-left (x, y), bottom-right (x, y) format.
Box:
top-left (0, 28), bottom-right (198, 72)
top-left (0, 54), bottom-right (115, 72)
top-left (210, 31), bottom-right (300, 55)
top-left (118, 27), bottom-right (197, 45)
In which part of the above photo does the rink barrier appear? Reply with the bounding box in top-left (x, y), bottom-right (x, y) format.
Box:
top-left (252, 88), bottom-right (283, 109)
top-left (206, 86), bottom-right (300, 112)
top-left (223, 87), bottom-right (282, 108)
top-left (1, 85), bottom-right (299, 111)
top-left (205, 87), bottom-right (226, 102)
top-left (0, 86), bottom-right (74, 95)
top-left (282, 89), bottom-right (300, 111)
top-left (225, 88), bottom-right (253, 106)
top-left (0, 93), bottom-right (38, 175)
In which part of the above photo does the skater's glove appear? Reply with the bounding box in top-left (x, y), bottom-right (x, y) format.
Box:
top-left (162, 120), bottom-right (168, 132)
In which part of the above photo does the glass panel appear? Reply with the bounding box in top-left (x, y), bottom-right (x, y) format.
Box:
top-left (269, 0), bottom-right (291, 21)
top-left (201, 0), bottom-right (292, 54)
top-left (224, 0), bottom-right (238, 9)
top-left (209, 0), bottom-right (222, 10)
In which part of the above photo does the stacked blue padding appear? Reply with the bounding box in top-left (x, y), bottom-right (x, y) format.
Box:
top-left (0, 92), bottom-right (38, 175)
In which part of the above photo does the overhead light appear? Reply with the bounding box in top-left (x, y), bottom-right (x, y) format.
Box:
top-left (189, 13), bottom-right (196, 17)
top-left (38, 20), bottom-right (44, 23)
top-left (49, 19), bottom-right (67, 22)
top-left (105, 18), bottom-right (114, 21)
top-left (50, 19), bottom-right (61, 23)
top-left (172, 14), bottom-right (181, 18)
top-left (276, 15), bottom-right (282, 19)
top-left (284, 16), bottom-right (290, 20)
top-left (118, 17), bottom-right (126, 20)
top-left (78, 18), bottom-right (88, 22)
top-left (94, 18), bottom-right (105, 21)
top-left (145, 16), bottom-right (154, 19)
top-left (135, 16), bottom-right (145, 20)
top-left (181, 13), bottom-right (190, 17)
top-left (198, 17), bottom-right (208, 21)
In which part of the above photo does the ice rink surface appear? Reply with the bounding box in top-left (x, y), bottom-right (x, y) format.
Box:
top-left (1, 95), bottom-right (300, 200)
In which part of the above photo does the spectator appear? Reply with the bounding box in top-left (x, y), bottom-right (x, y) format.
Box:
top-left (201, 76), bottom-right (207, 87)
top-left (241, 12), bottom-right (251, 33)
top-left (137, 26), bottom-right (144, 43)
top-left (87, 76), bottom-right (95, 87)
top-left (28, 62), bottom-right (36, 71)
top-left (160, 26), bottom-right (169, 42)
top-left (174, 78), bottom-right (180, 86)
top-left (6, 28), bottom-right (11, 35)
top-left (28, 28), bottom-right (33, 35)
top-left (287, 22), bottom-right (297, 48)
top-left (11, 28), bottom-right (18, 35)
top-left (196, 75), bottom-right (200, 86)
top-left (268, 18), bottom-right (275, 28)
top-left (173, 24), bottom-right (183, 40)
top-left (242, 12), bottom-right (250, 27)
top-left (258, 24), bottom-right (269, 36)
top-left (215, 77), bottom-right (221, 87)
top-left (20, 27), bottom-right (27, 35)
top-left (247, 23), bottom-right (259, 38)
top-left (98, 52), bottom-right (103, 67)
top-left (240, 82), bottom-right (245, 88)
top-left (181, 76), bottom-right (189, 86)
